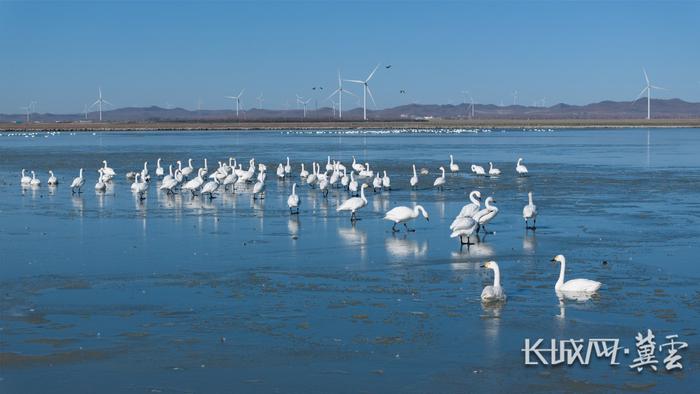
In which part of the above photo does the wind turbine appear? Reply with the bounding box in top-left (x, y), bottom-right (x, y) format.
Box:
top-left (636, 68), bottom-right (667, 119)
top-left (225, 89), bottom-right (245, 118)
top-left (83, 104), bottom-right (89, 120)
top-left (461, 90), bottom-right (475, 119)
top-left (327, 70), bottom-right (356, 119)
top-left (257, 92), bottom-right (264, 109)
top-left (296, 95), bottom-right (311, 118)
top-left (345, 64), bottom-right (380, 120)
top-left (89, 87), bottom-right (113, 121)
top-left (512, 90), bottom-right (518, 105)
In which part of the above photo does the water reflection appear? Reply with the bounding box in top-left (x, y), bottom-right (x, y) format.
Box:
top-left (481, 302), bottom-right (504, 341)
top-left (523, 230), bottom-right (537, 254)
top-left (288, 216), bottom-right (300, 239)
top-left (385, 235), bottom-right (428, 260)
top-left (337, 225), bottom-right (367, 259)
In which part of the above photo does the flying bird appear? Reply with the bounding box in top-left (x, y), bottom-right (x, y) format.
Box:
top-left (385, 65), bottom-right (392, 69)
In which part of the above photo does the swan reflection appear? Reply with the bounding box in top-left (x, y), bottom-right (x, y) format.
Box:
top-left (385, 235), bottom-right (428, 259)
top-left (523, 231), bottom-right (537, 254)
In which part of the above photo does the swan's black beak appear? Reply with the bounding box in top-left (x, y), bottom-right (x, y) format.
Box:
top-left (426, 217), bottom-right (430, 222)
top-left (479, 264), bottom-right (485, 268)
top-left (550, 258), bottom-right (557, 264)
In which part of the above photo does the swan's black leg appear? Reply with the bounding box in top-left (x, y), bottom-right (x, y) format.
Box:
top-left (404, 223), bottom-right (415, 232)
top-left (392, 223), bottom-right (399, 232)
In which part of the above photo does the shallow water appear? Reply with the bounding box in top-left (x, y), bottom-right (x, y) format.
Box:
top-left (1, 128), bottom-right (699, 393)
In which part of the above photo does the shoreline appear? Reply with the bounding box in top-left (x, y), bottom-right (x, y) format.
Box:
top-left (2, 118), bottom-right (700, 132)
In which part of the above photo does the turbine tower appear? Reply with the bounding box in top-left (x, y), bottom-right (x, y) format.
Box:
top-left (327, 70), bottom-right (356, 119)
top-left (296, 95), bottom-right (311, 118)
top-left (636, 69), bottom-right (666, 119)
top-left (89, 87), bottom-right (113, 121)
top-left (345, 64), bottom-right (380, 121)
top-left (512, 90), bottom-right (518, 105)
top-left (257, 92), bottom-right (264, 109)
top-left (225, 89), bottom-right (245, 118)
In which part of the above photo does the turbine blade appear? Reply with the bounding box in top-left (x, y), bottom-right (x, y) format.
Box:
top-left (90, 100), bottom-right (100, 108)
top-left (344, 79), bottom-right (364, 84)
top-left (366, 86), bottom-right (377, 108)
top-left (342, 88), bottom-right (359, 98)
top-left (326, 89), bottom-right (340, 101)
top-left (650, 85), bottom-right (668, 90)
top-left (102, 100), bottom-right (114, 106)
top-left (635, 87), bottom-right (648, 100)
top-left (366, 63), bottom-right (380, 81)
top-left (643, 68), bottom-right (649, 85)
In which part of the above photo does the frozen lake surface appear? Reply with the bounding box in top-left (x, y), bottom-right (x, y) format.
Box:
top-left (1, 128), bottom-right (699, 392)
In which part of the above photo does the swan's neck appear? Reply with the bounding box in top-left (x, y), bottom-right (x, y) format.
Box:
top-left (79, 169), bottom-right (83, 177)
top-left (360, 187), bottom-right (366, 202)
top-left (414, 205), bottom-right (426, 219)
top-left (470, 192), bottom-right (479, 205)
top-left (557, 260), bottom-right (566, 287)
top-left (450, 155), bottom-right (454, 165)
top-left (489, 162), bottom-right (493, 170)
top-left (484, 199), bottom-right (492, 209)
top-left (528, 192), bottom-right (533, 205)
top-left (492, 266), bottom-right (501, 287)
top-left (412, 165), bottom-right (417, 176)
top-left (287, 157), bottom-right (290, 165)
top-left (292, 184), bottom-right (296, 194)
top-left (441, 168), bottom-right (445, 177)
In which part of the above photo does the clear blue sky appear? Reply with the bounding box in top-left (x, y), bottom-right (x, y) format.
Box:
top-left (1, 0), bottom-right (699, 113)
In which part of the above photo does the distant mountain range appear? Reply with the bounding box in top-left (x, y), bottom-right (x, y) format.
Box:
top-left (2, 98), bottom-right (700, 123)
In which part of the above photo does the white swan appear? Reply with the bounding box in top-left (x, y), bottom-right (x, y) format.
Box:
top-left (95, 169), bottom-right (106, 192)
top-left (132, 173), bottom-right (148, 200)
top-left (20, 169), bottom-right (31, 185)
top-left (410, 164), bottom-right (418, 189)
top-left (351, 156), bottom-right (365, 172)
top-left (174, 162), bottom-right (184, 183)
top-left (473, 196), bottom-right (499, 233)
top-left (200, 178), bottom-right (220, 200)
top-left (199, 158), bottom-right (209, 177)
top-left (102, 160), bottom-right (116, 177)
top-left (299, 163), bottom-right (309, 178)
top-left (181, 158), bottom-right (194, 179)
top-left (222, 169), bottom-right (238, 191)
top-left (372, 172), bottom-right (382, 192)
top-left (29, 171), bottom-right (41, 186)
top-left (450, 216), bottom-right (478, 246)
top-left (359, 163), bottom-right (373, 178)
top-left (382, 170), bottom-right (391, 190)
top-left (163, 165), bottom-right (174, 184)
top-left (319, 175), bottom-right (330, 198)
top-left (480, 261), bottom-right (506, 302)
top-left (182, 168), bottom-right (205, 195)
top-left (329, 168), bottom-right (340, 188)
top-left (306, 162), bottom-right (318, 187)
top-left (523, 191), bottom-right (538, 229)
top-left (384, 205), bottom-right (429, 232)
top-left (47, 170), bottom-right (58, 186)
top-left (326, 156), bottom-right (333, 172)
top-left (516, 158), bottom-right (528, 176)
top-left (471, 164), bottom-right (486, 176)
top-left (488, 162), bottom-right (501, 176)
top-left (551, 255), bottom-right (602, 293)
top-left (276, 163), bottom-right (285, 179)
top-left (452, 191), bottom-right (482, 225)
top-left (348, 171), bottom-right (358, 195)
top-left (340, 168), bottom-right (350, 189)
top-left (288, 183), bottom-right (300, 214)
top-left (449, 154), bottom-right (459, 173)
top-left (140, 161), bottom-right (150, 182)
top-left (252, 172), bottom-right (266, 199)
top-left (155, 158), bottom-right (164, 177)
top-left (433, 166), bottom-right (446, 190)
top-left (160, 170), bottom-right (180, 194)
top-left (284, 157), bottom-right (292, 177)
top-left (70, 168), bottom-right (85, 194)
top-left (337, 183), bottom-right (369, 222)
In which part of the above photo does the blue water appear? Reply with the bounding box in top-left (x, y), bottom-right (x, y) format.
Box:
top-left (0, 128), bottom-right (698, 393)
